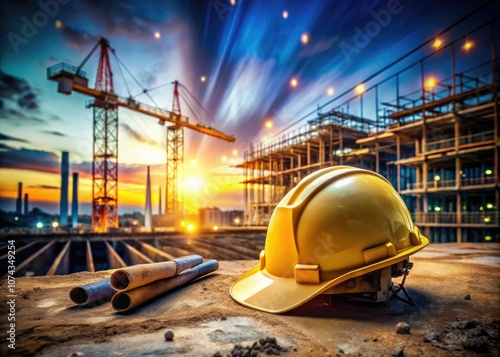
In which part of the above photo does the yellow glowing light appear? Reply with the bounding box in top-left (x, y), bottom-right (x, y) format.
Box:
top-left (434, 206), bottom-right (441, 212)
top-left (282, 10), bottom-right (288, 19)
top-left (301, 33), bottom-right (309, 45)
top-left (327, 87), bottom-right (334, 96)
top-left (433, 38), bottom-right (442, 49)
top-left (191, 160), bottom-right (196, 166)
top-left (484, 216), bottom-right (491, 223)
top-left (154, 31), bottom-right (161, 39)
top-left (230, 0), bottom-right (236, 5)
top-left (265, 120), bottom-right (273, 128)
top-left (463, 41), bottom-right (473, 51)
top-left (234, 218), bottom-right (241, 224)
top-left (486, 203), bottom-right (493, 209)
top-left (232, 149), bottom-right (238, 156)
top-left (181, 221), bottom-right (186, 227)
top-left (480, 206), bottom-right (484, 211)
top-left (187, 223), bottom-right (195, 231)
top-left (221, 155), bottom-right (227, 162)
top-left (290, 78), bottom-right (298, 87)
top-left (55, 20), bottom-right (63, 29)
top-left (52, 222), bottom-right (59, 228)
top-left (355, 84), bottom-right (365, 95)
top-left (434, 175), bottom-right (441, 181)
top-left (185, 176), bottom-right (203, 192)
top-left (201, 76), bottom-right (206, 82)
top-left (426, 78), bottom-right (437, 88)
top-left (484, 235), bottom-right (493, 241)
top-left (213, 225), bottom-right (218, 231)
top-left (485, 169), bottom-right (492, 175)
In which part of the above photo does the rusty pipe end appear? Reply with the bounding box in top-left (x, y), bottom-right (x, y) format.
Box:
top-left (112, 292), bottom-right (131, 312)
top-left (111, 270), bottom-right (131, 291)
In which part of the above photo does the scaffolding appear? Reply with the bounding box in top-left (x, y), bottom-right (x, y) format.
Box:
top-left (240, 23), bottom-right (499, 243)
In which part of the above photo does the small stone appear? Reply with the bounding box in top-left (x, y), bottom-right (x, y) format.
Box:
top-left (372, 338), bottom-right (378, 342)
top-left (392, 346), bottom-right (404, 356)
top-left (221, 316), bottom-right (227, 321)
top-left (212, 353), bottom-right (222, 357)
top-left (164, 329), bottom-right (174, 341)
top-left (464, 294), bottom-right (471, 300)
top-left (395, 322), bottom-right (411, 334)
top-left (464, 319), bottom-right (479, 329)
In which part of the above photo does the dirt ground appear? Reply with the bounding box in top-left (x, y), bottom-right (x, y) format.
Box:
top-left (1, 243), bottom-right (499, 357)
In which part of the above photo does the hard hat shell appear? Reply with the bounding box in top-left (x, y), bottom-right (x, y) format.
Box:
top-left (230, 166), bottom-right (429, 313)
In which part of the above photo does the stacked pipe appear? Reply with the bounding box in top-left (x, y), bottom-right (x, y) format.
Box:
top-left (69, 254), bottom-right (218, 312)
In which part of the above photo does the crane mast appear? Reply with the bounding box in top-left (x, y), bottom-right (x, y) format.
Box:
top-left (167, 80), bottom-right (183, 214)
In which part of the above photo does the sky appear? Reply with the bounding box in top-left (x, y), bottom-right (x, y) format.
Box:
top-left (0, 0), bottom-right (498, 215)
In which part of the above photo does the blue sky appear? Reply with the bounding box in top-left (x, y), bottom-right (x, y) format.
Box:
top-left (0, 0), bottom-right (498, 214)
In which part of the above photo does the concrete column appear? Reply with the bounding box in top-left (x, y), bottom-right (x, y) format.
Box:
top-left (396, 136), bottom-right (401, 192)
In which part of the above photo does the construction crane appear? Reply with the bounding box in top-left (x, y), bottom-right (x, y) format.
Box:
top-left (168, 80), bottom-right (183, 215)
top-left (47, 37), bottom-right (235, 232)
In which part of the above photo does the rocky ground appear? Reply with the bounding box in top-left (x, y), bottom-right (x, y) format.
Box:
top-left (1, 243), bottom-right (499, 356)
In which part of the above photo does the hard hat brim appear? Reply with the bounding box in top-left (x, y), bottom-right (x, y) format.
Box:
top-left (230, 234), bottom-right (429, 313)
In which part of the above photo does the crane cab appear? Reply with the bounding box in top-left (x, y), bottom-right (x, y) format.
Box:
top-left (47, 62), bottom-right (89, 95)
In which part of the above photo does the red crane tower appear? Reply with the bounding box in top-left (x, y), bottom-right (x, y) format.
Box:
top-left (47, 38), bottom-right (234, 232)
top-left (167, 81), bottom-right (183, 214)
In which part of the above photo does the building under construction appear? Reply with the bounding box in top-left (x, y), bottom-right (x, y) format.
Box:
top-left (241, 24), bottom-right (499, 243)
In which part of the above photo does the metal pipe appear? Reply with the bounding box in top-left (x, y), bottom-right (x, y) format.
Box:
top-left (110, 254), bottom-right (203, 292)
top-left (111, 260), bottom-right (218, 312)
top-left (69, 277), bottom-right (115, 306)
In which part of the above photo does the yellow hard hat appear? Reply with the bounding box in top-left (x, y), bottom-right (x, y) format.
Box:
top-left (230, 166), bottom-right (429, 313)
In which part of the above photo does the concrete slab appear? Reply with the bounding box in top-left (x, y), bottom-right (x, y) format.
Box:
top-left (1, 243), bottom-right (499, 356)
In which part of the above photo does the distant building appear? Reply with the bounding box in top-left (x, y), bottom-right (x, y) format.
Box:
top-left (199, 207), bottom-right (244, 228)
top-left (199, 207), bottom-right (222, 228)
top-left (16, 182), bottom-right (22, 215)
top-left (222, 210), bottom-right (244, 226)
top-left (24, 193), bottom-right (28, 216)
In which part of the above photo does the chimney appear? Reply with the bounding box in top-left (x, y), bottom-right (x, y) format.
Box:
top-left (158, 185), bottom-right (162, 216)
top-left (144, 166), bottom-right (152, 228)
top-left (16, 182), bottom-right (22, 215)
top-left (24, 193), bottom-right (28, 216)
top-left (59, 151), bottom-right (69, 225)
top-left (72, 172), bottom-right (79, 227)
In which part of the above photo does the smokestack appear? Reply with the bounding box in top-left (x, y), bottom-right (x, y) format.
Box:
top-left (145, 166), bottom-right (152, 228)
top-left (72, 172), bottom-right (79, 227)
top-left (158, 185), bottom-right (162, 215)
top-left (16, 182), bottom-right (22, 215)
top-left (59, 151), bottom-right (69, 225)
top-left (24, 193), bottom-right (28, 216)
